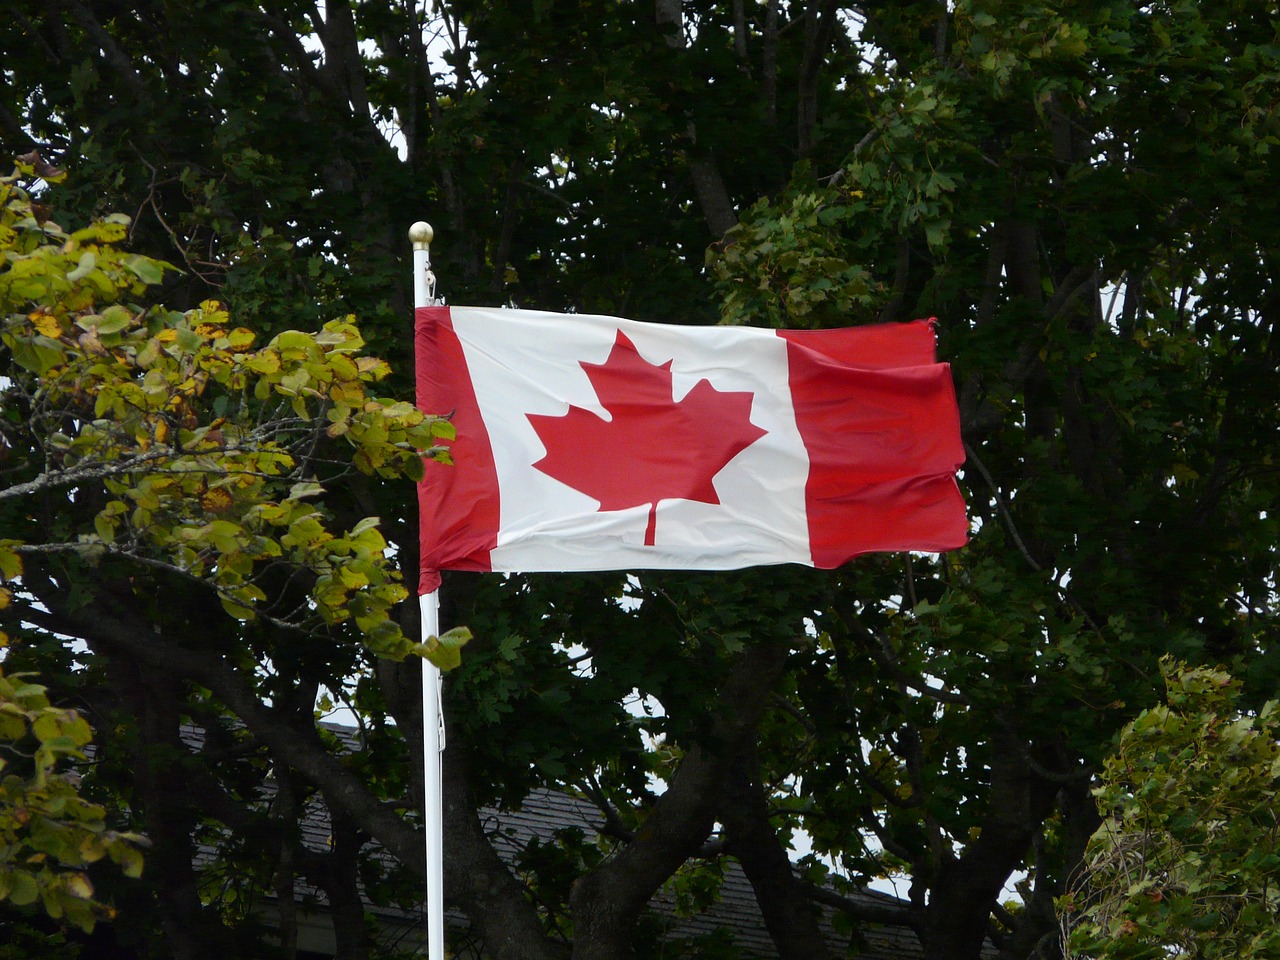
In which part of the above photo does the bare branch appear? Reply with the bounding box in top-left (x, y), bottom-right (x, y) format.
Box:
top-left (0, 451), bottom-right (174, 501)
top-left (802, 881), bottom-right (919, 928)
top-left (55, 0), bottom-right (151, 103)
top-left (10, 543), bottom-right (331, 639)
top-left (961, 441), bottom-right (1044, 573)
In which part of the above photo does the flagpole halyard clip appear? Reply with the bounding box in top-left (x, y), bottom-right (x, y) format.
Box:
top-left (437, 672), bottom-right (446, 751)
top-left (409, 221), bottom-right (439, 305)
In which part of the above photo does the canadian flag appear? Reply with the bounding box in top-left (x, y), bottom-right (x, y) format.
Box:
top-left (417, 307), bottom-right (966, 592)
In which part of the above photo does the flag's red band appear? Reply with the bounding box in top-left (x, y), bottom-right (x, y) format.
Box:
top-left (779, 322), bottom-right (968, 566)
top-left (416, 306), bottom-right (499, 591)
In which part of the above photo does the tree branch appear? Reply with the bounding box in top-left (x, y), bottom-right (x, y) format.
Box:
top-left (24, 601), bottom-right (428, 875)
top-left (801, 881), bottom-right (920, 928)
top-left (569, 641), bottom-right (788, 960)
top-left (654, 0), bottom-right (738, 237)
top-left (0, 448), bottom-right (180, 501)
top-left (442, 735), bottom-right (570, 960)
top-left (55, 0), bottom-right (151, 103)
top-left (722, 747), bottom-right (834, 960)
top-left (797, 0), bottom-right (840, 157)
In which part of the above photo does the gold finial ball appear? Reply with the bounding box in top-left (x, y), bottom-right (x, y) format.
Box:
top-left (409, 221), bottom-right (434, 249)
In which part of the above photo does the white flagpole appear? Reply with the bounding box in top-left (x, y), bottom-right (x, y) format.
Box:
top-left (409, 220), bottom-right (446, 960)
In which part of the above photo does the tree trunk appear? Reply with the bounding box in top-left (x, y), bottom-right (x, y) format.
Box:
top-left (723, 748), bottom-right (832, 960)
top-left (570, 641), bottom-right (788, 960)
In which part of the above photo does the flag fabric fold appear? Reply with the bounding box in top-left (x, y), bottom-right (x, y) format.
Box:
top-left (416, 306), bottom-right (966, 593)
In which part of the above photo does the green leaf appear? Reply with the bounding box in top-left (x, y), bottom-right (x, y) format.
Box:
top-left (219, 595), bottom-right (256, 620)
top-left (126, 254), bottom-right (168, 285)
top-left (422, 626), bottom-right (473, 672)
top-left (288, 481), bottom-right (325, 500)
top-left (92, 304), bottom-right (134, 335)
top-left (4, 333), bottom-right (67, 374)
top-left (7, 871), bottom-right (39, 906)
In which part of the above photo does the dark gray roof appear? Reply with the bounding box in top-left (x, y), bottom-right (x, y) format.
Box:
top-left (484, 787), bottom-right (925, 960)
top-left (185, 722), bottom-right (927, 958)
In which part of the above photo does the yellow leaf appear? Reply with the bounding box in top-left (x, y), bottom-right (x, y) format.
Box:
top-left (31, 312), bottom-right (62, 338)
top-left (65, 873), bottom-right (95, 900)
top-left (329, 380), bottom-right (365, 406)
top-left (356, 356), bottom-right (390, 377)
top-left (115, 846), bottom-right (145, 879)
top-left (245, 350), bottom-right (281, 374)
top-left (193, 323), bottom-right (226, 340)
top-left (200, 488), bottom-right (234, 513)
top-left (0, 544), bottom-right (26, 580)
top-left (328, 353), bottom-right (359, 380)
top-left (196, 299), bottom-right (230, 325)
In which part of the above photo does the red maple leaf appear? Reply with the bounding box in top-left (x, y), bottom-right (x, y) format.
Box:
top-left (527, 331), bottom-right (767, 546)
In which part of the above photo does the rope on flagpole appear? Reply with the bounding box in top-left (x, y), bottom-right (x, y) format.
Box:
top-left (410, 220), bottom-right (446, 960)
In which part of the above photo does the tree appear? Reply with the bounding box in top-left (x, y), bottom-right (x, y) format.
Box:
top-left (1, 2), bottom-right (1278, 959)
top-left (1063, 659), bottom-right (1280, 960)
top-left (0, 659), bottom-right (145, 933)
top-left (0, 158), bottom-right (459, 953)
top-left (0, 161), bottom-right (451, 655)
